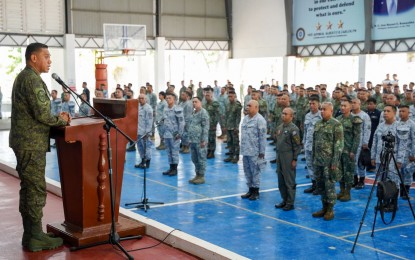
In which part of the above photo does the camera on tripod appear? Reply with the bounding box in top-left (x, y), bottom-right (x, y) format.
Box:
top-left (381, 131), bottom-right (395, 149)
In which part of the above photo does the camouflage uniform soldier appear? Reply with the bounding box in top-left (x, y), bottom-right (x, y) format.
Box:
top-left (294, 87), bottom-right (308, 139)
top-left (134, 94), bottom-right (154, 169)
top-left (312, 102), bottom-right (344, 221)
top-left (371, 105), bottom-right (408, 211)
top-left (303, 95), bottom-right (322, 194)
top-left (203, 91), bottom-right (220, 158)
top-left (224, 91), bottom-right (243, 163)
top-left (146, 84), bottom-right (158, 139)
top-left (240, 100), bottom-right (267, 200)
top-left (252, 90), bottom-right (268, 119)
top-left (217, 87), bottom-right (229, 139)
top-left (50, 90), bottom-right (61, 116)
top-left (351, 98), bottom-right (372, 189)
top-left (274, 108), bottom-right (302, 211)
top-left (179, 91), bottom-right (193, 153)
top-left (156, 92), bottom-right (167, 150)
top-left (58, 92), bottom-right (75, 117)
top-left (397, 105), bottom-right (415, 200)
top-left (9, 43), bottom-right (70, 251)
top-left (188, 97), bottom-right (210, 184)
top-left (270, 94), bottom-right (290, 163)
top-left (336, 99), bottom-right (362, 202)
top-left (162, 93), bottom-right (185, 176)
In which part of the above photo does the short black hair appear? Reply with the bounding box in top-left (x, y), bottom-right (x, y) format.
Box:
top-left (308, 94), bottom-right (320, 102)
top-left (159, 91), bottom-right (166, 98)
top-left (25, 42), bottom-right (48, 61)
top-left (367, 97), bottom-right (377, 104)
top-left (193, 96), bottom-right (202, 102)
top-left (166, 92), bottom-right (177, 99)
top-left (398, 104), bottom-right (410, 109)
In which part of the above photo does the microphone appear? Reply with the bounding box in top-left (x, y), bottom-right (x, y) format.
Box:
top-left (51, 73), bottom-right (64, 85)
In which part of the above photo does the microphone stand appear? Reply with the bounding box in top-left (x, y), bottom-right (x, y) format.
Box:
top-left (52, 75), bottom-right (141, 260)
top-left (125, 120), bottom-right (164, 212)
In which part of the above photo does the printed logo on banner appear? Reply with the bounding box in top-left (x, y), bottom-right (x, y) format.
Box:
top-left (296, 28), bottom-right (306, 41)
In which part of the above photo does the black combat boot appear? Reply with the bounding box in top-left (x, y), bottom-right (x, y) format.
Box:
top-left (169, 164), bottom-right (178, 176)
top-left (135, 159), bottom-right (145, 168)
top-left (163, 164), bottom-right (172, 175)
top-left (304, 180), bottom-right (316, 193)
top-left (145, 159), bottom-right (150, 168)
top-left (241, 188), bottom-right (253, 199)
top-left (249, 188), bottom-right (260, 200)
top-left (352, 175), bottom-right (358, 188)
top-left (355, 177), bottom-right (365, 189)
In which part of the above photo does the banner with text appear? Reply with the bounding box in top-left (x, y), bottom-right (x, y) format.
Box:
top-left (292, 0), bottom-right (365, 46)
top-left (372, 0), bottom-right (415, 40)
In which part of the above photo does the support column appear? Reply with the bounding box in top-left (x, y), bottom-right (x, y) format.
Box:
top-left (64, 34), bottom-right (76, 91)
top-left (154, 37), bottom-right (166, 94)
top-left (358, 55), bottom-right (368, 86)
top-left (283, 56), bottom-right (296, 85)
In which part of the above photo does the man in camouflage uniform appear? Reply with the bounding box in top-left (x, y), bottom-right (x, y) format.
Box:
top-left (203, 90), bottom-right (219, 158)
top-left (179, 80), bottom-right (187, 102)
top-left (188, 97), bottom-right (210, 184)
top-left (303, 95), bottom-right (322, 194)
top-left (179, 91), bottom-right (193, 154)
top-left (58, 92), bottom-right (75, 117)
top-left (312, 102), bottom-right (344, 221)
top-left (217, 86), bottom-right (229, 139)
top-left (134, 94), bottom-right (154, 169)
top-left (351, 98), bottom-right (372, 189)
top-left (146, 84), bottom-right (158, 139)
top-left (270, 94), bottom-right (290, 163)
top-left (162, 93), bottom-right (185, 176)
top-left (156, 91), bottom-right (167, 150)
top-left (240, 100), bottom-right (267, 200)
top-left (336, 98), bottom-right (362, 202)
top-left (251, 90), bottom-right (267, 119)
top-left (294, 87), bottom-right (308, 140)
top-left (331, 88), bottom-right (343, 116)
top-left (371, 105), bottom-right (409, 211)
top-left (224, 91), bottom-right (242, 163)
top-left (397, 105), bottom-right (415, 200)
top-left (50, 89), bottom-right (61, 116)
top-left (9, 43), bottom-right (70, 251)
top-left (274, 107), bottom-right (302, 211)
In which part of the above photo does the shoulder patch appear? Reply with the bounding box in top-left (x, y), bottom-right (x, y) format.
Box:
top-left (353, 116), bottom-right (363, 124)
top-left (36, 89), bottom-right (48, 104)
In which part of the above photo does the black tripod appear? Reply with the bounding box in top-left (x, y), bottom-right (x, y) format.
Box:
top-left (351, 132), bottom-right (415, 253)
top-left (125, 121), bottom-right (164, 212)
top-left (52, 74), bottom-right (141, 260)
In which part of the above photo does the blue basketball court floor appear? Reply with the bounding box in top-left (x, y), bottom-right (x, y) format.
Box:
top-left (1, 130), bottom-right (414, 259)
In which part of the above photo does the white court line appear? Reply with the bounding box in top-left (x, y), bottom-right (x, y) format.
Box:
top-left (340, 222), bottom-right (415, 238)
top-left (124, 172), bottom-right (409, 259)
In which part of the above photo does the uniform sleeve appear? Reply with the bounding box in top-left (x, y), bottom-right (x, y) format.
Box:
top-left (396, 127), bottom-right (408, 164)
top-left (26, 78), bottom-right (67, 127)
top-left (177, 108), bottom-right (185, 136)
top-left (302, 114), bottom-right (308, 144)
top-left (258, 116), bottom-right (267, 155)
top-left (351, 117), bottom-right (362, 154)
top-left (371, 128), bottom-right (379, 161)
top-left (146, 106), bottom-right (154, 133)
top-left (331, 122), bottom-right (344, 167)
top-left (291, 126), bottom-right (302, 160)
top-left (235, 102), bottom-right (243, 127)
top-left (411, 123), bottom-right (415, 158)
top-left (363, 114), bottom-right (371, 145)
top-left (202, 110), bottom-right (210, 143)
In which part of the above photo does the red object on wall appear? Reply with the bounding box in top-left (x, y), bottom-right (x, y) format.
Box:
top-left (95, 64), bottom-right (108, 91)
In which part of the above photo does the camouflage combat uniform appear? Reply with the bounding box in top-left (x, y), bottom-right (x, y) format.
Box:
top-left (188, 108), bottom-right (210, 179)
top-left (217, 93), bottom-right (229, 136)
top-left (294, 96), bottom-right (308, 139)
top-left (225, 99), bottom-right (242, 161)
top-left (203, 99), bottom-right (220, 157)
top-left (137, 103), bottom-right (154, 161)
top-left (9, 66), bottom-right (67, 236)
top-left (312, 117), bottom-right (344, 207)
top-left (162, 104), bottom-right (185, 170)
top-left (179, 99), bottom-right (194, 149)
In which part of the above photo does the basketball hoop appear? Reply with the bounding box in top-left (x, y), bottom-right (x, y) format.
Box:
top-left (102, 24), bottom-right (147, 59)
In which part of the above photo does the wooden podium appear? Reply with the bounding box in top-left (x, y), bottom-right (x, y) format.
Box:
top-left (47, 98), bottom-right (145, 247)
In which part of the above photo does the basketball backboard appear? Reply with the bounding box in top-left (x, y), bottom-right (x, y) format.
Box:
top-left (103, 24), bottom-right (146, 58)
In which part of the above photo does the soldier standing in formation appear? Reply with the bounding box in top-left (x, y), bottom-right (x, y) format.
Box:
top-left (274, 107), bottom-right (302, 211)
top-left (336, 98), bottom-right (362, 202)
top-left (224, 91), bottom-right (242, 163)
top-left (10, 42), bottom-right (70, 251)
top-left (156, 91), bottom-right (167, 150)
top-left (303, 95), bottom-right (322, 194)
top-left (188, 97), bottom-right (210, 184)
top-left (312, 102), bottom-right (344, 221)
top-left (135, 94), bottom-right (154, 169)
top-left (240, 100), bottom-right (267, 200)
top-left (351, 98), bottom-right (372, 189)
top-left (162, 93), bottom-right (184, 176)
top-left (203, 90), bottom-right (220, 159)
top-left (294, 87), bottom-right (308, 139)
top-left (179, 91), bottom-right (193, 154)
top-left (397, 105), bottom-right (415, 200)
top-left (371, 105), bottom-right (408, 211)
top-left (217, 86), bottom-right (229, 139)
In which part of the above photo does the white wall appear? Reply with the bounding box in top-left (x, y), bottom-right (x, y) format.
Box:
top-left (232, 0), bottom-right (287, 59)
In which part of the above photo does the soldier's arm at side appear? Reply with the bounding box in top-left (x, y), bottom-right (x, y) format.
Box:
top-left (258, 117), bottom-right (267, 158)
top-left (201, 111), bottom-right (210, 145)
top-left (331, 123), bottom-right (344, 169)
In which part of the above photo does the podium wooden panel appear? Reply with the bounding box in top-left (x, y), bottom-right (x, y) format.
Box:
top-left (47, 99), bottom-right (145, 247)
